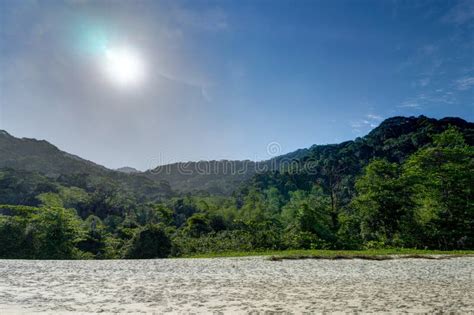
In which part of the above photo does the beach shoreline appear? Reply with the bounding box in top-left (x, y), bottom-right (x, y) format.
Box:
top-left (1, 256), bottom-right (473, 313)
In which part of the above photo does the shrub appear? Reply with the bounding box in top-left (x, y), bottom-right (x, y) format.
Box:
top-left (124, 224), bottom-right (172, 259)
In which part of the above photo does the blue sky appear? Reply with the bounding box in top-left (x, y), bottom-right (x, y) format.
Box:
top-left (0, 0), bottom-right (473, 170)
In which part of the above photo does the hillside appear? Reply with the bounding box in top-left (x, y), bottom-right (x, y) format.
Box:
top-left (0, 130), bottom-right (107, 177)
top-left (144, 160), bottom-right (260, 195)
top-left (239, 115), bottom-right (473, 204)
top-left (1, 116), bottom-right (472, 199)
top-left (116, 167), bottom-right (140, 174)
top-left (1, 115), bottom-right (472, 258)
top-left (145, 116), bottom-right (473, 195)
top-left (0, 131), bottom-right (173, 201)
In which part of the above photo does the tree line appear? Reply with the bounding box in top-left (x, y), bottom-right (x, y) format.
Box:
top-left (0, 126), bottom-right (472, 259)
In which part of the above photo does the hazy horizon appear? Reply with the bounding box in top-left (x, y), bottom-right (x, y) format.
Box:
top-left (1, 0), bottom-right (473, 170)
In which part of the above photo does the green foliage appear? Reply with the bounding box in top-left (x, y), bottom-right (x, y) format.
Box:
top-left (350, 127), bottom-right (473, 249)
top-left (76, 215), bottom-right (110, 258)
top-left (0, 117), bottom-right (472, 258)
top-left (30, 207), bottom-right (83, 259)
top-left (124, 224), bottom-right (172, 259)
top-left (0, 169), bottom-right (58, 206)
top-left (281, 227), bottom-right (322, 250)
top-left (351, 159), bottom-right (413, 244)
top-left (403, 127), bottom-right (473, 249)
top-left (282, 186), bottom-right (333, 241)
top-left (0, 216), bottom-right (32, 258)
top-left (172, 230), bottom-right (254, 256)
top-left (37, 192), bottom-right (64, 208)
top-left (0, 205), bottom-right (83, 259)
top-left (183, 213), bottom-right (212, 237)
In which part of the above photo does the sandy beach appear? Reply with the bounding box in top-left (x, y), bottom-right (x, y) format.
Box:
top-left (0, 257), bottom-right (473, 313)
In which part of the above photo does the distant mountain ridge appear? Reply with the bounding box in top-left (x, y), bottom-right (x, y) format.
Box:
top-left (0, 130), bottom-right (172, 200)
top-left (145, 116), bottom-right (473, 194)
top-left (116, 167), bottom-right (140, 174)
top-left (0, 130), bottom-right (107, 177)
top-left (1, 115), bottom-right (472, 196)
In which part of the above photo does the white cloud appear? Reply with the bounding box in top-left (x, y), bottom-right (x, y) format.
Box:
top-left (419, 77), bottom-right (431, 87)
top-left (351, 113), bottom-right (384, 133)
top-left (366, 114), bottom-right (383, 121)
top-left (455, 77), bottom-right (474, 91)
top-left (442, 0), bottom-right (474, 25)
top-left (398, 101), bottom-right (421, 109)
top-left (399, 89), bottom-right (459, 110)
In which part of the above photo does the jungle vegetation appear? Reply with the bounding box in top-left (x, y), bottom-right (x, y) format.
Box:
top-left (0, 116), bottom-right (472, 258)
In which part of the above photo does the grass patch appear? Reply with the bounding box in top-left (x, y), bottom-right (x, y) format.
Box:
top-left (183, 248), bottom-right (474, 260)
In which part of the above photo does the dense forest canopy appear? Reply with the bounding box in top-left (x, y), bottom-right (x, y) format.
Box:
top-left (0, 116), bottom-right (473, 258)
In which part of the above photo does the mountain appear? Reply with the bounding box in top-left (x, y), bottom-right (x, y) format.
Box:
top-left (237, 115), bottom-right (474, 210)
top-left (0, 131), bottom-right (173, 201)
top-left (1, 116), bottom-right (472, 198)
top-left (0, 130), bottom-right (107, 177)
top-left (116, 167), bottom-right (140, 174)
top-left (144, 160), bottom-right (260, 195)
top-left (145, 116), bottom-right (473, 195)
top-left (1, 116), bottom-right (472, 257)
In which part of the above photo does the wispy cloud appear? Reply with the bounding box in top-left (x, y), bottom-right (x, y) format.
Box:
top-left (455, 76), bottom-right (474, 91)
top-left (398, 100), bottom-right (422, 109)
top-left (366, 114), bottom-right (383, 121)
top-left (418, 77), bottom-right (431, 87)
top-left (351, 114), bottom-right (384, 133)
top-left (399, 89), bottom-right (458, 110)
top-left (397, 45), bottom-right (444, 88)
top-left (442, 0), bottom-right (474, 25)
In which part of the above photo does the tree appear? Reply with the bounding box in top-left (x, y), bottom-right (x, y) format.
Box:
top-left (403, 127), bottom-right (474, 249)
top-left (76, 215), bottom-right (108, 258)
top-left (0, 205), bottom-right (83, 259)
top-left (0, 216), bottom-right (30, 258)
top-left (351, 159), bottom-right (414, 246)
top-left (31, 207), bottom-right (83, 259)
top-left (281, 185), bottom-right (333, 245)
top-left (239, 188), bottom-right (267, 222)
top-left (124, 224), bottom-right (172, 259)
top-left (184, 213), bottom-right (212, 237)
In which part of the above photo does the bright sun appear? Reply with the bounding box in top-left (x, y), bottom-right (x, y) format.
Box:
top-left (103, 47), bottom-right (145, 87)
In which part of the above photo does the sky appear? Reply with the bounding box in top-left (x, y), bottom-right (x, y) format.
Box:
top-left (0, 0), bottom-right (473, 170)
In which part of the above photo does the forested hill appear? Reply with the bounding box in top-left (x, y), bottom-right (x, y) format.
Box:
top-left (0, 130), bottom-right (107, 177)
top-left (239, 115), bottom-right (473, 211)
top-left (0, 115), bottom-right (472, 258)
top-left (144, 160), bottom-right (259, 195)
top-left (145, 116), bottom-right (473, 195)
top-left (1, 116), bottom-right (472, 197)
top-left (0, 130), bottom-right (173, 203)
top-left (280, 116), bottom-right (473, 170)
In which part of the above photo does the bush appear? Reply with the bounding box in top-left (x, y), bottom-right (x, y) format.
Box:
top-left (172, 230), bottom-right (254, 256)
top-left (124, 224), bottom-right (172, 259)
top-left (282, 227), bottom-right (321, 249)
top-left (0, 205), bottom-right (83, 259)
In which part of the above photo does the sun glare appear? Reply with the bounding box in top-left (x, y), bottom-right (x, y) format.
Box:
top-left (103, 47), bottom-right (145, 87)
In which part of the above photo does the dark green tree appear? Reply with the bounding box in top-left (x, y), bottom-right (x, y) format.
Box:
top-left (184, 213), bottom-right (212, 237)
top-left (124, 224), bottom-right (172, 259)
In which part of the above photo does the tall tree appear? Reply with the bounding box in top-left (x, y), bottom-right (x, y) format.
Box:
top-left (352, 159), bottom-right (414, 246)
top-left (404, 127), bottom-right (474, 249)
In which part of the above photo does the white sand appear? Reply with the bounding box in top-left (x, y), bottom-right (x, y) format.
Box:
top-left (0, 257), bottom-right (473, 313)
